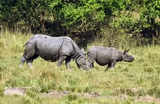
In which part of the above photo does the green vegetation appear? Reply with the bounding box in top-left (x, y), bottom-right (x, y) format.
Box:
top-left (0, 31), bottom-right (160, 104)
top-left (0, 0), bottom-right (159, 47)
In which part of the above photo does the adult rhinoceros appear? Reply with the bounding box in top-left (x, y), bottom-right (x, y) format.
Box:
top-left (20, 34), bottom-right (90, 70)
top-left (87, 46), bottom-right (134, 71)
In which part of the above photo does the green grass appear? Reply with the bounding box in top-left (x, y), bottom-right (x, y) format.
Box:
top-left (0, 30), bottom-right (160, 104)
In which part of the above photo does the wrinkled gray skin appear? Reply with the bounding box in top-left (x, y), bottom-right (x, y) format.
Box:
top-left (87, 46), bottom-right (134, 71)
top-left (20, 34), bottom-right (90, 70)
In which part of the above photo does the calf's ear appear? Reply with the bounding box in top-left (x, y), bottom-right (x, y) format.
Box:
top-left (123, 49), bottom-right (130, 54)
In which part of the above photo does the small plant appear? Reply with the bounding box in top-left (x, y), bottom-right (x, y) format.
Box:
top-left (24, 88), bottom-right (41, 104)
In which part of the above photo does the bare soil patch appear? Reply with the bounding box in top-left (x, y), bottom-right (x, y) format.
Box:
top-left (3, 87), bottom-right (160, 103)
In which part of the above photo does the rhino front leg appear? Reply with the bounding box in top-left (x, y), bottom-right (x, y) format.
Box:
top-left (57, 56), bottom-right (67, 67)
top-left (109, 61), bottom-right (116, 69)
top-left (105, 61), bottom-right (116, 71)
top-left (90, 63), bottom-right (94, 68)
top-left (65, 57), bottom-right (72, 69)
top-left (88, 58), bottom-right (95, 68)
top-left (110, 61), bottom-right (116, 69)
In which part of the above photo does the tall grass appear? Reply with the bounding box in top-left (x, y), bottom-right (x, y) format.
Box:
top-left (0, 30), bottom-right (160, 104)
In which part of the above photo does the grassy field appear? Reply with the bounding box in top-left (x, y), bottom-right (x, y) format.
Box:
top-left (0, 31), bottom-right (160, 104)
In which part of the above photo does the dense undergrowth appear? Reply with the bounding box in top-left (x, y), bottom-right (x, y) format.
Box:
top-left (0, 31), bottom-right (160, 104)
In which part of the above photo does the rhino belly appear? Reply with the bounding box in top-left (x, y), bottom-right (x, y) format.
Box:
top-left (39, 51), bottom-right (59, 62)
top-left (96, 54), bottom-right (111, 66)
top-left (36, 38), bottom-right (62, 61)
top-left (96, 60), bottom-right (108, 66)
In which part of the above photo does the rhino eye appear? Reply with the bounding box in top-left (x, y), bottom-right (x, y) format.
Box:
top-left (81, 59), bottom-right (85, 63)
top-left (82, 59), bottom-right (88, 64)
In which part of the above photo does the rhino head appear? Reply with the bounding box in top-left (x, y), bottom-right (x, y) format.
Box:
top-left (122, 49), bottom-right (134, 62)
top-left (75, 49), bottom-right (90, 70)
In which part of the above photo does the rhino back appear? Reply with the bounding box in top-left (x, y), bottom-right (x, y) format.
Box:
top-left (35, 35), bottom-right (74, 61)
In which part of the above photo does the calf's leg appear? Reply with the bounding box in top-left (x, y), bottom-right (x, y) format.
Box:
top-left (88, 58), bottom-right (95, 68)
top-left (105, 61), bottom-right (116, 71)
top-left (90, 63), bottom-right (94, 68)
top-left (110, 61), bottom-right (116, 69)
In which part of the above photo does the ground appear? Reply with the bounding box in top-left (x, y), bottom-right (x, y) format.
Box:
top-left (0, 31), bottom-right (160, 104)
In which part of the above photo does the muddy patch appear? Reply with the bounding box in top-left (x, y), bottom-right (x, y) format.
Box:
top-left (3, 87), bottom-right (100, 98)
top-left (136, 95), bottom-right (160, 103)
top-left (4, 88), bottom-right (26, 96)
top-left (3, 87), bottom-right (160, 103)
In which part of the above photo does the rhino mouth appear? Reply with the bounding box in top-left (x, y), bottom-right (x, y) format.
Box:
top-left (123, 56), bottom-right (134, 62)
top-left (76, 56), bottom-right (90, 70)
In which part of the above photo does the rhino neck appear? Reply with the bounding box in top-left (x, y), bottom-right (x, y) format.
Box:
top-left (72, 51), bottom-right (83, 60)
top-left (71, 40), bottom-right (84, 60)
top-left (115, 52), bottom-right (123, 62)
top-left (74, 53), bottom-right (84, 68)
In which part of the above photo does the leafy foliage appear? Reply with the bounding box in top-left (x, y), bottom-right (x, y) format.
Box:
top-left (111, 0), bottom-right (160, 38)
top-left (0, 0), bottom-right (160, 45)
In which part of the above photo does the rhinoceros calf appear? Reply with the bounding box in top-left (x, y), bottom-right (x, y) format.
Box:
top-left (20, 34), bottom-right (90, 70)
top-left (87, 46), bottom-right (134, 71)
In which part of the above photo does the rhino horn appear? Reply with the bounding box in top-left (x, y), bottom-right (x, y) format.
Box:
top-left (123, 49), bottom-right (130, 54)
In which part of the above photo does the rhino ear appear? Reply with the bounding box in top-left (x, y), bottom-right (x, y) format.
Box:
top-left (123, 49), bottom-right (130, 54)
